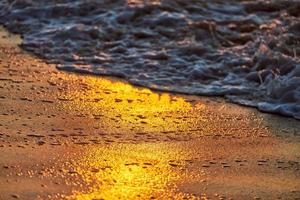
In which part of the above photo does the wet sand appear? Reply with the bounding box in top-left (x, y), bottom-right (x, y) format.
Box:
top-left (0, 27), bottom-right (300, 200)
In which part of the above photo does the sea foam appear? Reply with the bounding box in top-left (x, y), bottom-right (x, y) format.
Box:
top-left (1, 0), bottom-right (300, 119)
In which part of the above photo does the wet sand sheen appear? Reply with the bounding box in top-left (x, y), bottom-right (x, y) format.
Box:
top-left (0, 27), bottom-right (300, 200)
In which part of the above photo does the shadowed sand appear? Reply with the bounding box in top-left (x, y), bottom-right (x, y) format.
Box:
top-left (0, 27), bottom-right (300, 200)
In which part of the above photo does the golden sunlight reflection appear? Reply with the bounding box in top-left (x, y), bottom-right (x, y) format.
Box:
top-left (62, 77), bottom-right (193, 112)
top-left (54, 76), bottom-right (209, 199)
top-left (59, 76), bottom-right (207, 135)
top-left (67, 143), bottom-right (197, 199)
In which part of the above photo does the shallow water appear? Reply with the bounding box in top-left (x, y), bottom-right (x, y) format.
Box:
top-left (1, 0), bottom-right (300, 119)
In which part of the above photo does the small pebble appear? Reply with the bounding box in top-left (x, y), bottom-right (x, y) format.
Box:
top-left (11, 194), bottom-right (19, 199)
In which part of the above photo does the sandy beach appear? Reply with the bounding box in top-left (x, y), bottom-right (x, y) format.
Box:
top-left (0, 27), bottom-right (300, 200)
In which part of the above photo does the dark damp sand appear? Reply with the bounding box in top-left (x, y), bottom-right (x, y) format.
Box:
top-left (0, 27), bottom-right (300, 200)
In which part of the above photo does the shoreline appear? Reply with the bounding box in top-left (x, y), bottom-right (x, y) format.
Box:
top-left (0, 27), bottom-right (300, 199)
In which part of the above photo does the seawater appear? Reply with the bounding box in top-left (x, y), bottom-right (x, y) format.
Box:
top-left (1, 0), bottom-right (300, 119)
